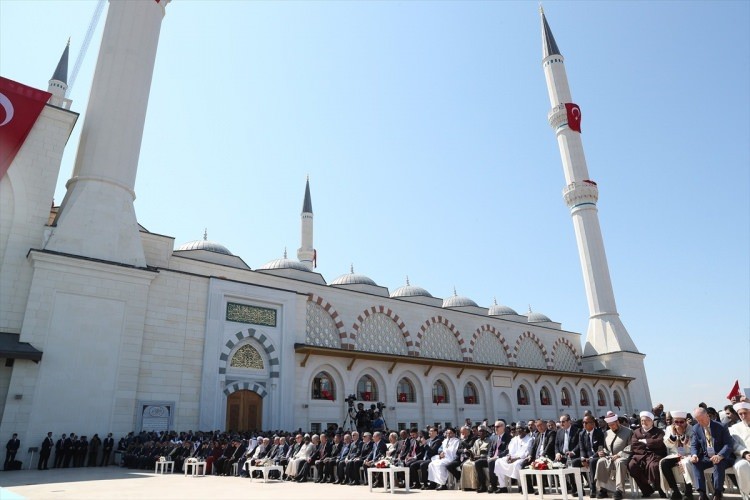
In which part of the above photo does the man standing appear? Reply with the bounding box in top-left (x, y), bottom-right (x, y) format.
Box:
top-left (101, 433), bottom-right (114, 466)
top-left (4, 433), bottom-right (20, 470)
top-left (628, 411), bottom-right (668, 497)
top-left (730, 401), bottom-right (750, 497)
top-left (595, 411), bottom-right (633, 500)
top-left (39, 432), bottom-right (53, 470)
top-left (53, 433), bottom-right (66, 468)
top-left (690, 407), bottom-right (735, 500)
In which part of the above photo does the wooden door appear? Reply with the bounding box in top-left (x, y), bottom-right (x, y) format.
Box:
top-left (226, 390), bottom-right (262, 432)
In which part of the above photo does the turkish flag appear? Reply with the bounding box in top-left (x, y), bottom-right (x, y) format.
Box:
top-left (727, 380), bottom-right (741, 401)
top-left (565, 103), bottom-right (582, 133)
top-left (0, 77), bottom-right (51, 180)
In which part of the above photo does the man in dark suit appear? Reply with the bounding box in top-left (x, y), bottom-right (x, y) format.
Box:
top-left (332, 433), bottom-right (353, 484)
top-left (39, 432), bottom-right (54, 470)
top-left (53, 433), bottom-right (66, 468)
top-left (318, 433), bottom-right (341, 482)
top-left (575, 415), bottom-right (606, 496)
top-left (556, 414), bottom-right (581, 494)
top-left (690, 407), bottom-right (736, 500)
top-left (347, 432), bottom-right (374, 485)
top-left (409, 427), bottom-right (442, 489)
top-left (362, 431), bottom-right (388, 485)
top-left (4, 433), bottom-right (20, 470)
top-left (338, 431), bottom-right (362, 485)
top-left (526, 419), bottom-right (557, 493)
top-left (101, 433), bottom-right (114, 466)
top-left (475, 420), bottom-right (511, 493)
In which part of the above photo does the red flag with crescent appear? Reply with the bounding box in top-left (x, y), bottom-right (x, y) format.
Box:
top-left (565, 102), bottom-right (582, 133)
top-left (0, 77), bottom-right (51, 180)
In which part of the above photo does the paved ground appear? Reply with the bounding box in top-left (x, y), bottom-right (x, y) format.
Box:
top-left (0, 467), bottom-right (745, 500)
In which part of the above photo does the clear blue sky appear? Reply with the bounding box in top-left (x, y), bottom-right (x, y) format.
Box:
top-left (1, 0), bottom-right (748, 414)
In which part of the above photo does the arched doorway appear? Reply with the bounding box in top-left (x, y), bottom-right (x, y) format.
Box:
top-left (226, 390), bottom-right (262, 432)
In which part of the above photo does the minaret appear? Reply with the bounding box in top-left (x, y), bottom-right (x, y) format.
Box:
top-left (297, 176), bottom-right (315, 270)
top-left (540, 8), bottom-right (638, 356)
top-left (47, 0), bottom-right (170, 267)
top-left (47, 39), bottom-right (69, 107)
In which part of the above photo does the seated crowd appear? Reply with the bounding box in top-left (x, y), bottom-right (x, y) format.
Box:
top-left (9, 397), bottom-right (750, 500)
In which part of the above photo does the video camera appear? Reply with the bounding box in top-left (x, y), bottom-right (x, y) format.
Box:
top-left (345, 394), bottom-right (357, 408)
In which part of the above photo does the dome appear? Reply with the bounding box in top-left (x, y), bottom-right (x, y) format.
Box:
top-left (176, 239), bottom-right (233, 255)
top-left (330, 265), bottom-right (377, 286)
top-left (390, 277), bottom-right (432, 298)
top-left (258, 257), bottom-right (310, 271)
top-left (442, 288), bottom-right (478, 308)
top-left (488, 298), bottom-right (517, 316)
top-left (527, 311), bottom-right (552, 323)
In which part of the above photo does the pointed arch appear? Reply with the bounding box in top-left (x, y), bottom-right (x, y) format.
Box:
top-left (307, 294), bottom-right (348, 346)
top-left (223, 381), bottom-right (268, 397)
top-left (514, 331), bottom-right (550, 369)
top-left (351, 306), bottom-right (413, 355)
top-left (552, 337), bottom-right (582, 372)
top-left (417, 316), bottom-right (465, 361)
top-left (469, 324), bottom-right (514, 366)
top-left (219, 328), bottom-right (279, 378)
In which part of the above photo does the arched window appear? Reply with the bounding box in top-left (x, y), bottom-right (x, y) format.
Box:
top-left (580, 389), bottom-right (590, 406)
top-left (311, 371), bottom-right (335, 401)
top-left (357, 375), bottom-right (378, 402)
top-left (397, 378), bottom-right (416, 403)
top-left (561, 387), bottom-right (571, 406)
top-left (464, 382), bottom-right (479, 405)
top-left (517, 385), bottom-right (530, 405)
top-left (613, 390), bottom-right (622, 408)
top-left (540, 387), bottom-right (552, 406)
top-left (432, 380), bottom-right (449, 404)
top-left (597, 389), bottom-right (606, 407)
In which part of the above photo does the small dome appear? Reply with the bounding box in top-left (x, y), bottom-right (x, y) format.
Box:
top-left (442, 288), bottom-right (478, 308)
top-left (489, 298), bottom-right (517, 316)
top-left (176, 239), bottom-right (233, 255)
top-left (258, 257), bottom-right (310, 271)
top-left (390, 277), bottom-right (432, 298)
top-left (527, 311), bottom-right (552, 323)
top-left (331, 265), bottom-right (377, 286)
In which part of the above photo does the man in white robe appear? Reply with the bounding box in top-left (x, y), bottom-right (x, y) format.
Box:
top-left (730, 401), bottom-right (750, 495)
top-left (427, 427), bottom-right (460, 490)
top-left (495, 424), bottom-right (533, 492)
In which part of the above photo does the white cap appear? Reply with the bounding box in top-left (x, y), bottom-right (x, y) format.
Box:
top-left (604, 411), bottom-right (618, 423)
top-left (671, 411), bottom-right (688, 419)
top-left (734, 402), bottom-right (750, 412)
top-left (640, 411), bottom-right (655, 421)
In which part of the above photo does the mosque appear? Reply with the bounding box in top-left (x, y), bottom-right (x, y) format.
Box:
top-left (0, 1), bottom-right (651, 460)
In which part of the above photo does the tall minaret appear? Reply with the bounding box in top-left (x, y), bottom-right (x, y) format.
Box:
top-left (47, 0), bottom-right (170, 267)
top-left (47, 39), bottom-right (69, 108)
top-left (297, 177), bottom-right (315, 270)
top-left (540, 8), bottom-right (639, 357)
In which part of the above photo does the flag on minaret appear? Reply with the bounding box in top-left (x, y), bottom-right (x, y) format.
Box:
top-left (0, 77), bottom-right (52, 180)
top-left (565, 103), bottom-right (582, 132)
top-left (727, 379), bottom-right (741, 401)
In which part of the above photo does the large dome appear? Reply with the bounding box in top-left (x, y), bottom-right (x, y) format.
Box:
top-left (330, 265), bottom-right (377, 286)
top-left (488, 299), bottom-right (517, 316)
top-left (390, 277), bottom-right (432, 298)
top-left (442, 289), bottom-right (478, 308)
top-left (258, 257), bottom-right (310, 271)
top-left (176, 239), bottom-right (233, 255)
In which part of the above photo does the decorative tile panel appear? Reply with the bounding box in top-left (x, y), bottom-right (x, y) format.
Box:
top-left (230, 344), bottom-right (264, 369)
top-left (553, 343), bottom-right (578, 372)
top-left (355, 312), bottom-right (408, 355)
top-left (516, 337), bottom-right (547, 369)
top-left (226, 302), bottom-right (277, 327)
top-left (305, 302), bottom-right (341, 348)
top-left (473, 331), bottom-right (509, 365)
top-left (420, 324), bottom-right (462, 361)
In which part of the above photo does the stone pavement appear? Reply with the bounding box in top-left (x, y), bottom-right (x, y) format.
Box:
top-left (0, 467), bottom-right (744, 500)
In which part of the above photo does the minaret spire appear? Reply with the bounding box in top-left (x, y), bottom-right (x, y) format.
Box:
top-left (47, 39), bottom-right (70, 107)
top-left (297, 177), bottom-right (315, 270)
top-left (541, 8), bottom-right (638, 357)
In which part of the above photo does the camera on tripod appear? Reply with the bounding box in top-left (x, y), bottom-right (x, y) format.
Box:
top-left (345, 394), bottom-right (357, 408)
top-left (376, 401), bottom-right (386, 412)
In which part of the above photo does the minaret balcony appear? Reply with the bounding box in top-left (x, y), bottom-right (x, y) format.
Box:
top-left (548, 103), bottom-right (568, 129)
top-left (563, 181), bottom-right (599, 208)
